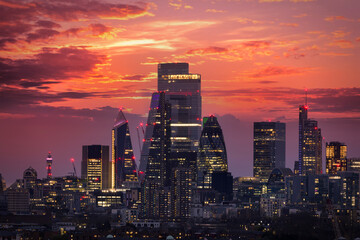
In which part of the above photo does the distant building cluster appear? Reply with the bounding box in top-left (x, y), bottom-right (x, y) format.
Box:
top-left (0, 63), bottom-right (359, 239)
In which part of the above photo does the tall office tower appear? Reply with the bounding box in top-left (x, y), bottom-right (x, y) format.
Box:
top-left (46, 152), bottom-right (53, 179)
top-left (157, 63), bottom-right (201, 153)
top-left (112, 110), bottom-right (138, 188)
top-left (197, 115), bottom-right (228, 188)
top-left (81, 145), bottom-right (110, 190)
top-left (348, 158), bottom-right (360, 172)
top-left (298, 104), bottom-right (322, 175)
top-left (140, 92), bottom-right (172, 219)
top-left (253, 122), bottom-right (285, 183)
top-left (139, 92), bottom-right (171, 186)
top-left (326, 142), bottom-right (347, 175)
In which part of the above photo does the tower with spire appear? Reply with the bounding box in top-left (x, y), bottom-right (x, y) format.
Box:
top-left (298, 89), bottom-right (322, 175)
top-left (111, 109), bottom-right (138, 188)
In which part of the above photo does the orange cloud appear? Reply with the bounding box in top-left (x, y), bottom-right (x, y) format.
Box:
top-left (236, 17), bottom-right (264, 24)
top-left (186, 46), bottom-right (228, 55)
top-left (206, 9), bottom-right (226, 13)
top-left (169, 0), bottom-right (193, 10)
top-left (324, 16), bottom-right (353, 22)
top-left (331, 30), bottom-right (350, 38)
top-left (328, 40), bottom-right (354, 49)
top-left (279, 23), bottom-right (299, 27)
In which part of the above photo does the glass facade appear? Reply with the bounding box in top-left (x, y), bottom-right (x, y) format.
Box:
top-left (326, 141), bottom-right (347, 175)
top-left (81, 145), bottom-right (110, 190)
top-left (112, 110), bottom-right (137, 188)
top-left (197, 115), bottom-right (228, 188)
top-left (298, 105), bottom-right (322, 175)
top-left (157, 63), bottom-right (201, 153)
top-left (139, 92), bottom-right (171, 186)
top-left (253, 122), bottom-right (285, 183)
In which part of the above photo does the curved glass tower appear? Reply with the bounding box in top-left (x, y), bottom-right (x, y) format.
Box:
top-left (197, 115), bottom-right (228, 189)
top-left (111, 110), bottom-right (137, 188)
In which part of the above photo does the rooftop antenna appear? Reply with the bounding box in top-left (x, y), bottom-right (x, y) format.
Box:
top-left (305, 88), bottom-right (308, 107)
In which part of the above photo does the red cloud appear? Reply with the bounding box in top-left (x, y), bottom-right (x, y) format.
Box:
top-left (248, 66), bottom-right (307, 78)
top-left (26, 28), bottom-right (60, 42)
top-left (0, 46), bottom-right (106, 87)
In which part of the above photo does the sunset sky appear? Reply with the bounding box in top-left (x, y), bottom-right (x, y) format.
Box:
top-left (1, 0), bottom-right (359, 185)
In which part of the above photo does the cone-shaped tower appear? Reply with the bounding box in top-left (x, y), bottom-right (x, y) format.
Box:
top-left (111, 109), bottom-right (137, 188)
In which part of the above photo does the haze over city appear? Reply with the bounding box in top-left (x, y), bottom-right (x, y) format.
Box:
top-left (1, 0), bottom-right (360, 185)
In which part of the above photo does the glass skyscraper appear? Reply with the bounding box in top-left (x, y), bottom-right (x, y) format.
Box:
top-left (253, 121), bottom-right (285, 183)
top-left (81, 145), bottom-right (110, 190)
top-left (326, 141), bottom-right (347, 175)
top-left (298, 105), bottom-right (322, 175)
top-left (157, 63), bottom-right (201, 153)
top-left (197, 115), bottom-right (228, 189)
top-left (111, 110), bottom-right (137, 188)
top-left (139, 92), bottom-right (171, 186)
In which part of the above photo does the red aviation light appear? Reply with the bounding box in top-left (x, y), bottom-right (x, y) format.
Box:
top-left (71, 158), bottom-right (75, 162)
top-left (143, 139), bottom-right (145, 142)
top-left (153, 122), bottom-right (156, 125)
top-left (132, 156), bottom-right (135, 160)
top-left (314, 127), bottom-right (318, 130)
top-left (133, 170), bottom-right (137, 173)
top-left (140, 123), bottom-right (143, 126)
top-left (304, 105), bottom-right (308, 109)
top-left (139, 171), bottom-right (144, 174)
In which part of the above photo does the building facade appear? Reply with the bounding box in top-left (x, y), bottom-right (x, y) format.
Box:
top-left (112, 110), bottom-right (138, 188)
top-left (253, 121), bottom-right (285, 183)
top-left (326, 142), bottom-right (347, 175)
top-left (157, 63), bottom-right (201, 154)
top-left (198, 115), bottom-right (228, 188)
top-left (298, 105), bottom-right (322, 175)
top-left (81, 145), bottom-right (110, 190)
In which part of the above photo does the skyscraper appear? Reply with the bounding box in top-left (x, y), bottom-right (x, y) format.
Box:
top-left (157, 63), bottom-right (201, 153)
top-left (112, 110), bottom-right (137, 188)
top-left (139, 91), bottom-right (171, 186)
top-left (197, 115), bottom-right (228, 188)
top-left (326, 142), bottom-right (347, 175)
top-left (253, 122), bottom-right (285, 183)
top-left (81, 145), bottom-right (110, 190)
top-left (140, 92), bottom-right (172, 219)
top-left (46, 152), bottom-right (53, 179)
top-left (298, 104), bottom-right (322, 175)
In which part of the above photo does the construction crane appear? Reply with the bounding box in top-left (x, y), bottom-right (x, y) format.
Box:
top-left (70, 158), bottom-right (77, 177)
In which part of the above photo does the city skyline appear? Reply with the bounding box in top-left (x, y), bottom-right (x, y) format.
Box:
top-left (1, 0), bottom-right (360, 185)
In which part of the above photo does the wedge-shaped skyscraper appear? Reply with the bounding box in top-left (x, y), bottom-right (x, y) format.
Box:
top-left (111, 110), bottom-right (137, 188)
top-left (197, 115), bottom-right (228, 189)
